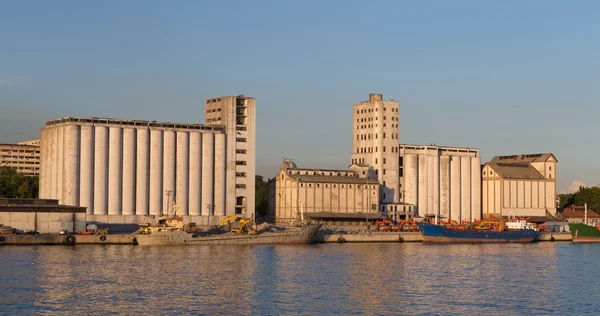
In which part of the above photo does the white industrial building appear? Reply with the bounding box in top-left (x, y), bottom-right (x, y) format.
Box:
top-left (350, 93), bottom-right (400, 203)
top-left (399, 144), bottom-right (481, 222)
top-left (38, 95), bottom-right (256, 224)
top-left (482, 153), bottom-right (557, 217)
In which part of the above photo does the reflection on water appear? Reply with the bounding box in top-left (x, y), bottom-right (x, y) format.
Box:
top-left (1, 243), bottom-right (600, 315)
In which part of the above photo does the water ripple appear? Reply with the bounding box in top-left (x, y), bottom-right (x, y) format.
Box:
top-left (1, 243), bottom-right (600, 315)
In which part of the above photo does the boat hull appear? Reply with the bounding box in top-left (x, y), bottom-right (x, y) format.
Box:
top-left (418, 223), bottom-right (538, 243)
top-left (135, 224), bottom-right (322, 246)
top-left (569, 223), bottom-right (600, 243)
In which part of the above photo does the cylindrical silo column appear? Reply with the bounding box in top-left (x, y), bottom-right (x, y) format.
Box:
top-left (214, 133), bottom-right (226, 216)
top-left (417, 154), bottom-right (428, 216)
top-left (471, 156), bottom-right (481, 221)
top-left (427, 155), bottom-right (434, 215)
top-left (404, 153), bottom-right (418, 206)
top-left (39, 128), bottom-right (48, 199)
top-left (63, 125), bottom-right (80, 206)
top-left (450, 156), bottom-right (461, 222)
top-left (108, 127), bottom-right (123, 215)
top-left (440, 156), bottom-right (450, 220)
top-left (163, 130), bottom-right (176, 214)
top-left (57, 126), bottom-right (64, 204)
top-left (136, 128), bottom-right (150, 215)
top-left (202, 133), bottom-right (214, 216)
top-left (461, 156), bottom-right (471, 223)
top-left (94, 126), bottom-right (109, 215)
top-left (149, 129), bottom-right (163, 216)
top-left (50, 127), bottom-right (58, 200)
top-left (122, 128), bottom-right (136, 215)
top-left (189, 132), bottom-right (202, 216)
top-left (176, 131), bottom-right (189, 216)
top-left (80, 125), bottom-right (94, 214)
top-left (432, 155), bottom-right (440, 217)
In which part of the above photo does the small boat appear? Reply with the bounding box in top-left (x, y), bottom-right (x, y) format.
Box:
top-left (417, 217), bottom-right (539, 243)
top-left (569, 223), bottom-right (600, 243)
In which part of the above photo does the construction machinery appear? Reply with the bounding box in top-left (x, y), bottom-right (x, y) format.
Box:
top-left (374, 219), bottom-right (419, 232)
top-left (221, 216), bottom-right (255, 234)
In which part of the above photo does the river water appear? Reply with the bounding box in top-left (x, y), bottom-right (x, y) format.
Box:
top-left (1, 243), bottom-right (599, 315)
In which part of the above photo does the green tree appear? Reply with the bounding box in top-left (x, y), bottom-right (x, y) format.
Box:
top-left (558, 193), bottom-right (575, 208)
top-left (0, 166), bottom-right (39, 198)
top-left (571, 186), bottom-right (600, 211)
top-left (255, 175), bottom-right (269, 217)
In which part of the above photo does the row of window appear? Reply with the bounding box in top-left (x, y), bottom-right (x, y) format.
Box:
top-left (0, 150), bottom-right (40, 154)
top-left (356, 115), bottom-right (398, 123)
top-left (236, 172), bottom-right (247, 177)
top-left (236, 138), bottom-right (247, 143)
top-left (356, 146), bottom-right (400, 154)
top-left (206, 117), bottom-right (221, 122)
top-left (0, 160), bottom-right (40, 165)
top-left (356, 123), bottom-right (397, 130)
top-left (236, 149), bottom-right (247, 154)
top-left (300, 183), bottom-right (377, 189)
top-left (356, 132), bottom-right (399, 141)
top-left (235, 184), bottom-right (247, 188)
top-left (207, 108), bottom-right (222, 113)
top-left (356, 107), bottom-right (399, 115)
top-left (235, 160), bottom-right (247, 165)
top-left (287, 170), bottom-right (355, 177)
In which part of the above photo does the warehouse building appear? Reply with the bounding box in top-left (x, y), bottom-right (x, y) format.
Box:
top-left (399, 144), bottom-right (481, 222)
top-left (268, 159), bottom-right (380, 225)
top-left (482, 153), bottom-right (557, 217)
top-left (38, 95), bottom-right (256, 224)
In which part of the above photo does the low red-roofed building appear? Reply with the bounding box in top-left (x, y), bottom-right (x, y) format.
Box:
top-left (558, 205), bottom-right (600, 224)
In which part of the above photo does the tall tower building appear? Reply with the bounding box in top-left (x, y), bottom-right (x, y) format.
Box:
top-left (350, 94), bottom-right (400, 203)
top-left (205, 95), bottom-right (256, 218)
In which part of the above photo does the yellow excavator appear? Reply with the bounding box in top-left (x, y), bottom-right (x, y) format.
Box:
top-left (221, 216), bottom-right (254, 234)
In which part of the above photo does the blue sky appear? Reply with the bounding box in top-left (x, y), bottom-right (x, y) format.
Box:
top-left (1, 0), bottom-right (599, 192)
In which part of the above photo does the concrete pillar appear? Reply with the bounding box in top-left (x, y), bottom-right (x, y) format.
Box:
top-left (440, 156), bottom-right (450, 220)
top-left (57, 126), bottom-right (64, 203)
top-left (163, 130), bottom-right (176, 214)
top-left (450, 156), bottom-right (461, 222)
top-left (176, 131), bottom-right (189, 216)
top-left (404, 154), bottom-right (418, 205)
top-left (427, 155), bottom-right (434, 215)
top-left (39, 128), bottom-right (48, 199)
top-left (50, 127), bottom-right (58, 200)
top-left (461, 156), bottom-right (471, 222)
top-left (122, 128), bottom-right (136, 215)
top-left (149, 129), bottom-right (163, 216)
top-left (214, 133), bottom-right (226, 216)
top-left (135, 128), bottom-right (150, 215)
top-left (417, 154), bottom-right (428, 216)
top-left (202, 133), bottom-right (214, 216)
top-left (80, 125), bottom-right (94, 214)
top-left (432, 155), bottom-right (439, 216)
top-left (64, 125), bottom-right (80, 206)
top-left (471, 156), bottom-right (481, 221)
top-left (189, 132), bottom-right (202, 216)
top-left (108, 127), bottom-right (123, 215)
top-left (93, 126), bottom-right (109, 215)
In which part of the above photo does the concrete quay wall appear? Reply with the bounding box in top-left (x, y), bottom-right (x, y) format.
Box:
top-left (0, 211), bottom-right (86, 234)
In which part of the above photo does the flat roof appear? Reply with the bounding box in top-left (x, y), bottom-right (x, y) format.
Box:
top-left (46, 116), bottom-right (224, 132)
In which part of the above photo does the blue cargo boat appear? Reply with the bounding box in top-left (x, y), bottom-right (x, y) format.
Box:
top-left (417, 223), bottom-right (539, 243)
